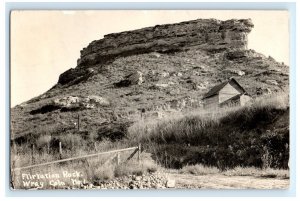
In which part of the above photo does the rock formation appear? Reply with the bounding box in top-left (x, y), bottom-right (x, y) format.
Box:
top-left (58, 18), bottom-right (253, 85)
top-left (11, 18), bottom-right (288, 145)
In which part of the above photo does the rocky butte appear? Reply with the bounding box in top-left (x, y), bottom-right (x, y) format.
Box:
top-left (12, 18), bottom-right (288, 143)
top-left (58, 19), bottom-right (253, 85)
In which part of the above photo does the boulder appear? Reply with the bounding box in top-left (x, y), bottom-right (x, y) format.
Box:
top-left (265, 79), bottom-right (278, 86)
top-left (166, 179), bottom-right (176, 188)
top-left (53, 96), bottom-right (80, 107)
top-left (256, 87), bottom-right (272, 95)
top-left (84, 95), bottom-right (110, 106)
top-left (127, 71), bottom-right (143, 85)
top-left (52, 95), bottom-right (109, 110)
top-left (114, 71), bottom-right (143, 87)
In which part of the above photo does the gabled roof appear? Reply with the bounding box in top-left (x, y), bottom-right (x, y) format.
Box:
top-left (202, 78), bottom-right (247, 99)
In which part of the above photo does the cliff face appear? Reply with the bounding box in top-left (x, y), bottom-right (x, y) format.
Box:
top-left (78, 19), bottom-right (253, 66)
top-left (58, 19), bottom-right (253, 85)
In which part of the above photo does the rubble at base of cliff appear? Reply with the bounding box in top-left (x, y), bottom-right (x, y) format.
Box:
top-left (42, 172), bottom-right (175, 190)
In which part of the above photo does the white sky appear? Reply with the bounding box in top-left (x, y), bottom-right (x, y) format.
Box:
top-left (10, 10), bottom-right (289, 107)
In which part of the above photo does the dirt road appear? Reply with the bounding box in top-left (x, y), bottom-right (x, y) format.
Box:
top-left (166, 173), bottom-right (289, 189)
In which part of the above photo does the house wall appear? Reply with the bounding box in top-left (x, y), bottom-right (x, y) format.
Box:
top-left (203, 94), bottom-right (219, 109)
top-left (240, 94), bottom-right (251, 106)
top-left (219, 83), bottom-right (241, 104)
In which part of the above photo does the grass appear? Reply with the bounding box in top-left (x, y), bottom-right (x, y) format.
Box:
top-left (223, 166), bottom-right (289, 179)
top-left (179, 164), bottom-right (289, 179)
top-left (127, 92), bottom-right (289, 169)
top-left (128, 92), bottom-right (289, 144)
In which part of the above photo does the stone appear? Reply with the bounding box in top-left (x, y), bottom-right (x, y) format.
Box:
top-left (265, 79), bottom-right (278, 85)
top-left (161, 72), bottom-right (169, 77)
top-left (154, 83), bottom-right (169, 88)
top-left (150, 52), bottom-right (161, 58)
top-left (127, 71), bottom-right (144, 85)
top-left (52, 95), bottom-right (109, 110)
top-left (85, 95), bottom-right (110, 106)
top-left (114, 71), bottom-right (143, 87)
top-left (53, 96), bottom-right (80, 107)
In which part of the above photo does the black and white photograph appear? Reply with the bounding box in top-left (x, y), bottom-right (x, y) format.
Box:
top-left (10, 10), bottom-right (290, 190)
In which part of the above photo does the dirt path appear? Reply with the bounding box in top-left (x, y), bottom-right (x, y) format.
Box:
top-left (166, 173), bottom-right (289, 189)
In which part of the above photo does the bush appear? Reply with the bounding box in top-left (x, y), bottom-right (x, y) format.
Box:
top-left (114, 159), bottom-right (158, 177)
top-left (180, 164), bottom-right (219, 175)
top-left (93, 165), bottom-right (115, 181)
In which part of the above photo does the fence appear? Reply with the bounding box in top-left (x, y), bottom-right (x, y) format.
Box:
top-left (12, 144), bottom-right (141, 172)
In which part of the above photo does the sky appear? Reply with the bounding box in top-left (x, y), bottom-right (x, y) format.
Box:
top-left (10, 10), bottom-right (289, 107)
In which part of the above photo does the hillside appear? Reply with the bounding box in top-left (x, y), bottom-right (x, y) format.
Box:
top-left (11, 18), bottom-right (289, 146)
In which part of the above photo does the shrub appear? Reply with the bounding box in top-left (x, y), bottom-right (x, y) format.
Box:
top-left (92, 165), bottom-right (115, 181)
top-left (114, 159), bottom-right (158, 177)
top-left (180, 164), bottom-right (219, 175)
top-left (36, 134), bottom-right (51, 149)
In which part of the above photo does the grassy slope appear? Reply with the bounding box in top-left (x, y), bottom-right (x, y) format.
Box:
top-left (11, 47), bottom-right (288, 144)
top-left (127, 93), bottom-right (289, 169)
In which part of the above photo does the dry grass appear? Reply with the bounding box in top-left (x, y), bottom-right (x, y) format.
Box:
top-left (128, 92), bottom-right (288, 144)
top-left (223, 166), bottom-right (289, 179)
top-left (179, 164), bottom-right (219, 175)
top-left (126, 92), bottom-right (289, 169)
top-left (178, 164), bottom-right (289, 179)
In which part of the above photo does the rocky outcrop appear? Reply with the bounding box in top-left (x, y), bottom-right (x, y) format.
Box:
top-left (53, 95), bottom-right (110, 109)
top-left (58, 67), bottom-right (95, 86)
top-left (114, 71), bottom-right (144, 87)
top-left (30, 95), bottom-right (109, 115)
top-left (78, 19), bottom-right (253, 66)
top-left (58, 18), bottom-right (253, 86)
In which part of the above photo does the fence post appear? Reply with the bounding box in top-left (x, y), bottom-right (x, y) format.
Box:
top-left (116, 152), bottom-right (120, 165)
top-left (31, 144), bottom-right (35, 164)
top-left (165, 151), bottom-right (167, 168)
top-left (77, 114), bottom-right (80, 131)
top-left (137, 144), bottom-right (141, 164)
top-left (94, 142), bottom-right (97, 152)
top-left (59, 141), bottom-right (62, 159)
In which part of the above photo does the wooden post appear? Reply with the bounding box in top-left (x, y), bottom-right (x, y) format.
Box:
top-left (137, 144), bottom-right (141, 164)
top-left (47, 142), bottom-right (50, 154)
top-left (94, 142), bottom-right (97, 152)
top-left (116, 152), bottom-right (120, 165)
top-left (31, 144), bottom-right (35, 164)
top-left (165, 151), bottom-right (167, 168)
top-left (77, 114), bottom-right (80, 131)
top-left (59, 141), bottom-right (62, 159)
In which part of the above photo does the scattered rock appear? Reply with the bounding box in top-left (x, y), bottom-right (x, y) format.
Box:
top-left (265, 79), bottom-right (278, 85)
top-left (224, 69), bottom-right (245, 76)
top-left (166, 179), bottom-right (176, 188)
top-left (161, 72), bottom-right (169, 78)
top-left (154, 83), bottom-right (169, 88)
top-left (150, 52), bottom-right (161, 58)
top-left (53, 96), bottom-right (80, 107)
top-left (256, 87), bottom-right (272, 95)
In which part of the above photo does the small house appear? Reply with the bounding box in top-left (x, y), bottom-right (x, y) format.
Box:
top-left (202, 78), bottom-right (251, 109)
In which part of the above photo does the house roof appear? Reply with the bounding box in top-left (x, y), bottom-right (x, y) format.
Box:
top-left (202, 78), bottom-right (247, 99)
